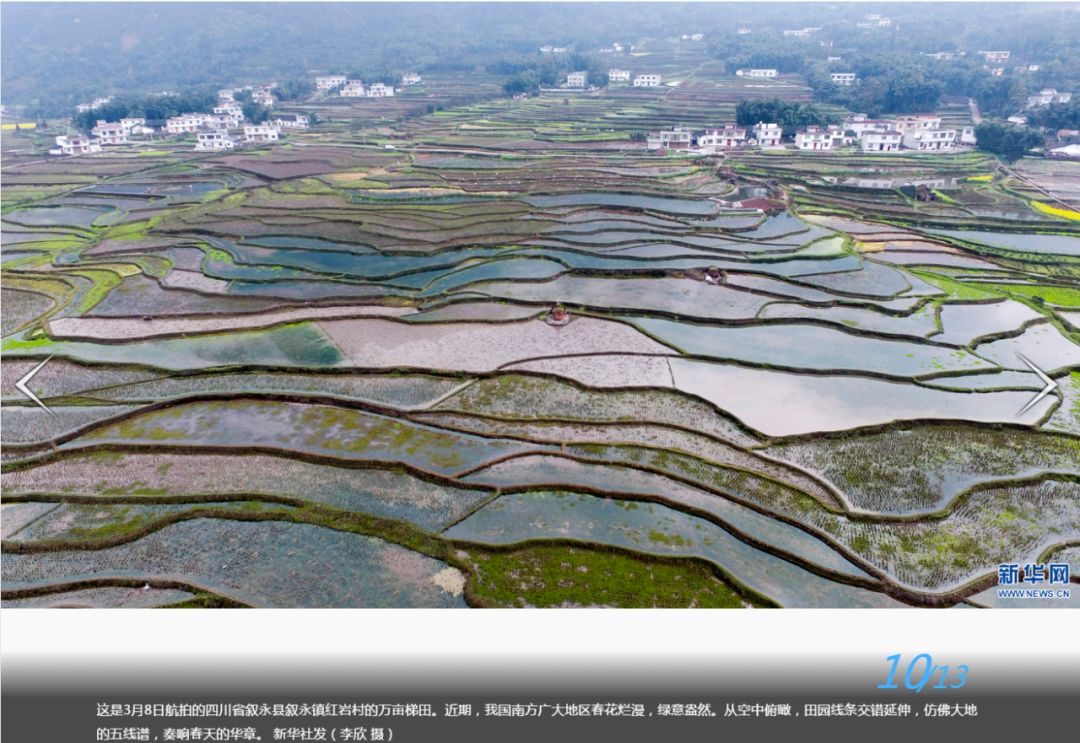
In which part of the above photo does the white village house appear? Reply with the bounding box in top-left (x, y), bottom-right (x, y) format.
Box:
top-left (794, 126), bottom-right (835, 151)
top-left (195, 131), bottom-right (235, 151)
top-left (252, 89), bottom-right (275, 107)
top-left (753, 122), bottom-right (783, 147)
top-left (273, 113), bottom-right (310, 130)
top-left (566, 71), bottom-right (588, 88)
top-left (316, 75), bottom-right (348, 90)
top-left (608, 68), bottom-right (631, 83)
top-left (893, 115), bottom-right (943, 132)
top-left (76, 97), bottom-right (112, 114)
top-left (50, 135), bottom-right (102, 156)
top-left (633, 74), bottom-right (663, 87)
top-left (366, 83), bottom-right (395, 97)
top-left (91, 120), bottom-right (129, 145)
top-left (831, 72), bottom-right (857, 86)
top-left (902, 128), bottom-right (958, 151)
top-left (1027, 89), bottom-right (1072, 108)
top-left (698, 125), bottom-right (747, 151)
top-left (402, 73), bottom-right (423, 86)
top-left (206, 113), bottom-right (237, 130)
top-left (861, 129), bottom-right (903, 152)
top-left (165, 114), bottom-right (211, 135)
top-left (121, 118), bottom-right (155, 137)
top-left (736, 69), bottom-right (778, 78)
top-left (980, 50), bottom-right (1011, 63)
top-left (244, 124), bottom-right (281, 143)
top-left (844, 115), bottom-right (893, 137)
top-left (213, 105), bottom-right (244, 128)
top-left (646, 126), bottom-right (692, 150)
top-left (339, 80), bottom-right (366, 97)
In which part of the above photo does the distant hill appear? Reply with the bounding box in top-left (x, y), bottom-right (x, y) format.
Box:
top-left (3, 2), bottom-right (1079, 116)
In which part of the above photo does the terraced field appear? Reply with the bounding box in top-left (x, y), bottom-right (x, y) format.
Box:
top-left (3, 80), bottom-right (1078, 609)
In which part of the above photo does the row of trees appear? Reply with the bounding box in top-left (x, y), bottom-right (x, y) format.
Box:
top-left (734, 99), bottom-right (836, 132)
top-left (71, 77), bottom-right (314, 131)
top-left (1026, 99), bottom-right (1080, 131)
top-left (72, 89), bottom-right (218, 131)
top-left (273, 78), bottom-right (315, 101)
top-left (974, 121), bottom-right (1046, 161)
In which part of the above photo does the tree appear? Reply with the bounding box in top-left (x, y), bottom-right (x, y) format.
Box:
top-left (735, 98), bottom-right (835, 133)
top-left (273, 78), bottom-right (315, 102)
top-left (71, 89), bottom-right (217, 131)
top-left (242, 102), bottom-right (270, 124)
top-left (1027, 99), bottom-right (1080, 130)
top-left (502, 72), bottom-right (539, 96)
top-left (974, 121), bottom-right (1045, 160)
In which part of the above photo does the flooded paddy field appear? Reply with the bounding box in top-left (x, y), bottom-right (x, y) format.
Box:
top-left (3, 85), bottom-right (1078, 610)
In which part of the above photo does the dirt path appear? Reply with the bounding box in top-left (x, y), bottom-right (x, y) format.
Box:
top-left (968, 97), bottom-right (982, 124)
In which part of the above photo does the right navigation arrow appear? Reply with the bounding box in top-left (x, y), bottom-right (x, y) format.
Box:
top-left (1017, 353), bottom-right (1058, 416)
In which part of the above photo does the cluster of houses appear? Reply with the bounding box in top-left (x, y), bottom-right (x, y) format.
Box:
top-left (52, 87), bottom-right (311, 156)
top-left (783, 26), bottom-right (821, 37)
top-left (645, 114), bottom-right (977, 155)
top-left (922, 49), bottom-right (1042, 76)
top-left (185, 110), bottom-right (309, 151)
top-left (646, 122), bottom-right (782, 152)
top-left (315, 75), bottom-right (397, 97)
top-left (49, 116), bottom-right (150, 155)
top-left (75, 96), bottom-right (113, 114)
top-left (794, 114), bottom-right (976, 153)
top-left (564, 70), bottom-right (663, 88)
top-left (317, 73), bottom-right (420, 95)
top-left (857, 14), bottom-right (892, 28)
top-left (1026, 88), bottom-right (1072, 109)
top-left (978, 50), bottom-right (1012, 76)
top-left (738, 68), bottom-right (855, 85)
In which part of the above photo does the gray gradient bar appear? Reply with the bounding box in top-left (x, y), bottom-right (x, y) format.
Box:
top-left (4, 651), bottom-right (1078, 696)
top-left (2, 653), bottom-right (1079, 742)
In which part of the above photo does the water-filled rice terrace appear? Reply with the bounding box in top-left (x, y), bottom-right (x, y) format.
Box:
top-left (3, 102), bottom-right (1079, 609)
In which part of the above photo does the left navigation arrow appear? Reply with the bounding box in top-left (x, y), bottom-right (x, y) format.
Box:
top-left (14, 355), bottom-right (55, 414)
